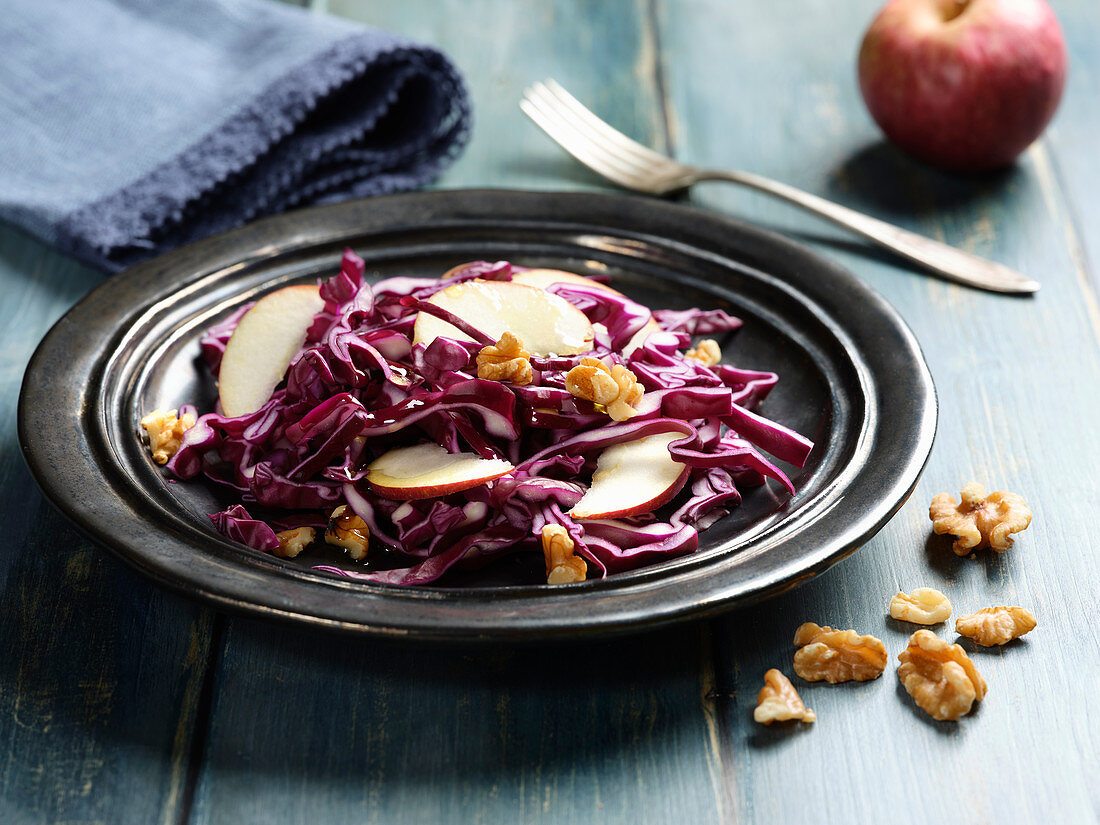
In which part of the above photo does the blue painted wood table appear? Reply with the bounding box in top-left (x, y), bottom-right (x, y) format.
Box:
top-left (2, 1), bottom-right (1098, 823)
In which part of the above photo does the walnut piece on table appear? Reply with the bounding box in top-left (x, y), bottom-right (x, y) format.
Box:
top-left (541, 524), bottom-right (587, 584)
top-left (929, 482), bottom-right (1032, 556)
top-left (889, 587), bottom-right (953, 625)
top-left (476, 331), bottom-right (533, 385)
top-left (565, 357), bottom-right (644, 421)
top-left (792, 622), bottom-right (888, 683)
top-left (274, 526), bottom-right (316, 559)
top-left (753, 669), bottom-right (816, 725)
top-left (897, 629), bottom-right (988, 721)
top-left (956, 606), bottom-right (1037, 646)
top-left (325, 505), bottom-right (370, 561)
top-left (140, 408), bottom-right (195, 465)
top-left (684, 339), bottom-right (721, 366)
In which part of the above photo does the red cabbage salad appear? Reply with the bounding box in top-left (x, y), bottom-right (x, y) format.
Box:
top-left (159, 250), bottom-right (813, 585)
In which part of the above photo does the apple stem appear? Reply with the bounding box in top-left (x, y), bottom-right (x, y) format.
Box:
top-left (942, 0), bottom-right (970, 23)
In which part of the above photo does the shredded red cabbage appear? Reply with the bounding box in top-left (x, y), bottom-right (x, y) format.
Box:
top-left (166, 251), bottom-right (813, 585)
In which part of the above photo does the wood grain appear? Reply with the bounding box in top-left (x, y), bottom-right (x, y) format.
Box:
top-left (660, 0), bottom-right (1099, 822)
top-left (0, 228), bottom-right (217, 825)
top-left (191, 622), bottom-right (725, 824)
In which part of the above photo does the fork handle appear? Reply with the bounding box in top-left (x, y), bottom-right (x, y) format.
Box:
top-left (696, 168), bottom-right (1039, 294)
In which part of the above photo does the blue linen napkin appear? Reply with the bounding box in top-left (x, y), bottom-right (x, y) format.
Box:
top-left (0, 0), bottom-right (470, 271)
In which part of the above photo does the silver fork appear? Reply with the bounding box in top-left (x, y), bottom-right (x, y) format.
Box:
top-left (521, 79), bottom-right (1039, 295)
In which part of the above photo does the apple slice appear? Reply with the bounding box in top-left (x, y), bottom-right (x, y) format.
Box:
top-left (569, 431), bottom-right (689, 519)
top-left (511, 268), bottom-right (660, 356)
top-left (367, 442), bottom-right (514, 500)
top-left (219, 285), bottom-right (324, 417)
top-left (621, 318), bottom-right (662, 357)
top-left (512, 268), bottom-right (626, 295)
top-left (412, 280), bottom-right (593, 355)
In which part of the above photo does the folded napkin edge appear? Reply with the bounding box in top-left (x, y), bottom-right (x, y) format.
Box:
top-left (56, 32), bottom-right (470, 272)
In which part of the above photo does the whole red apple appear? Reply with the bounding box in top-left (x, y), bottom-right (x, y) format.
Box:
top-left (858, 0), bottom-right (1067, 171)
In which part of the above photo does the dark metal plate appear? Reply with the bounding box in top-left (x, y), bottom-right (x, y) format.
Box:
top-left (18, 190), bottom-right (936, 639)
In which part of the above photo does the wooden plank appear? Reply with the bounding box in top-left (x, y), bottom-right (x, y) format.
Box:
top-left (0, 226), bottom-right (216, 825)
top-left (983, 1), bottom-right (1100, 812)
top-left (657, 0), bottom-right (1098, 822)
top-left (191, 623), bottom-right (726, 825)
top-left (188, 3), bottom-right (726, 824)
top-left (1042, 0), bottom-right (1100, 344)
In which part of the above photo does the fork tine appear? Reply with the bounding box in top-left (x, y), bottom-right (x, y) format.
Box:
top-left (539, 80), bottom-right (679, 170)
top-left (524, 82), bottom-right (663, 179)
top-left (522, 87), bottom-right (655, 178)
top-left (523, 81), bottom-right (685, 190)
top-left (525, 84), bottom-right (1038, 294)
top-left (520, 95), bottom-right (659, 190)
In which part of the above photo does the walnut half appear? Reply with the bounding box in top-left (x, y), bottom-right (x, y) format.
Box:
top-left (325, 505), bottom-right (370, 561)
top-left (897, 630), bottom-right (987, 721)
top-left (684, 339), bottom-right (721, 367)
top-left (929, 482), bottom-right (1032, 556)
top-left (956, 606), bottom-right (1037, 646)
top-left (753, 669), bottom-right (816, 725)
top-left (140, 408), bottom-right (195, 465)
top-left (274, 527), bottom-right (316, 559)
top-left (541, 524), bottom-right (587, 584)
top-left (476, 331), bottom-right (533, 385)
top-left (792, 622), bottom-right (888, 683)
top-left (565, 357), bottom-right (644, 421)
top-left (889, 588), bottom-right (952, 625)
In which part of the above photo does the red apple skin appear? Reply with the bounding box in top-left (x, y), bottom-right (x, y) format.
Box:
top-left (367, 475), bottom-right (508, 501)
top-left (858, 0), bottom-right (1067, 171)
top-left (569, 465), bottom-right (690, 520)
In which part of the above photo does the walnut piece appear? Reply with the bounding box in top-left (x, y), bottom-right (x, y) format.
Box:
top-left (684, 339), bottom-right (722, 367)
top-left (889, 588), bottom-right (952, 625)
top-left (274, 526), bottom-right (316, 559)
top-left (792, 622), bottom-right (888, 683)
top-left (753, 669), bottom-right (816, 725)
top-left (955, 606), bottom-right (1037, 646)
top-left (541, 524), bottom-right (587, 584)
top-left (898, 629), bottom-right (987, 721)
top-left (325, 505), bottom-right (370, 561)
top-left (565, 357), bottom-right (644, 421)
top-left (476, 331), bottom-right (533, 385)
top-left (929, 482), bottom-right (1032, 556)
top-left (140, 408), bottom-right (195, 465)
top-left (566, 357), bottom-right (619, 405)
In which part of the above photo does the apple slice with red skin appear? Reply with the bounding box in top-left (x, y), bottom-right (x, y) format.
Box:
top-left (511, 268), bottom-right (661, 355)
top-left (366, 442), bottom-right (514, 500)
top-left (413, 279), bottom-right (593, 356)
top-left (569, 430), bottom-right (690, 520)
top-left (218, 285), bottom-right (324, 417)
